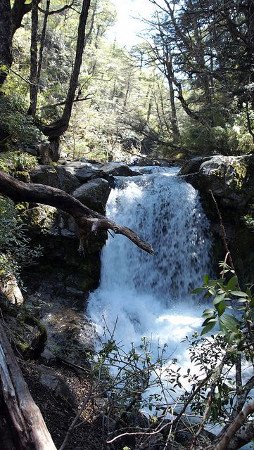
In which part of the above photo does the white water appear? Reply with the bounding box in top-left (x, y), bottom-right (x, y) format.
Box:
top-left (88, 167), bottom-right (212, 357)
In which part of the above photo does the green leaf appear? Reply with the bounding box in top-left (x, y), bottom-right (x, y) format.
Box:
top-left (203, 274), bottom-right (209, 284)
top-left (213, 294), bottom-right (226, 305)
top-left (192, 287), bottom-right (204, 294)
top-left (226, 276), bottom-right (238, 291)
top-left (231, 291), bottom-right (248, 297)
top-left (201, 321), bottom-right (216, 335)
top-left (24, 0), bottom-right (32, 4)
top-left (202, 308), bottom-right (215, 318)
top-left (219, 314), bottom-right (239, 332)
top-left (215, 300), bottom-right (226, 317)
top-left (202, 317), bottom-right (217, 327)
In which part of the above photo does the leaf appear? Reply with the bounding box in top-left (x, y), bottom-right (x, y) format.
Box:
top-left (219, 314), bottom-right (239, 332)
top-left (24, 0), bottom-right (32, 4)
top-left (226, 276), bottom-right (239, 291)
top-left (201, 321), bottom-right (216, 335)
top-left (215, 300), bottom-right (226, 317)
top-left (202, 308), bottom-right (215, 318)
top-left (203, 274), bottom-right (209, 284)
top-left (192, 287), bottom-right (204, 294)
top-left (202, 317), bottom-right (217, 327)
top-left (213, 294), bottom-right (226, 305)
top-left (231, 291), bottom-right (248, 297)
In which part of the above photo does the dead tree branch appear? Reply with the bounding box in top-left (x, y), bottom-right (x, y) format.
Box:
top-left (0, 170), bottom-right (153, 254)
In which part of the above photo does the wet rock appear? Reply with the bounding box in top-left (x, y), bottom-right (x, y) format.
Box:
top-left (179, 156), bottom-right (211, 176)
top-left (24, 274), bottom-right (95, 365)
top-left (30, 165), bottom-right (80, 193)
top-left (72, 178), bottom-right (111, 213)
top-left (100, 162), bottom-right (140, 176)
top-left (181, 155), bottom-right (254, 209)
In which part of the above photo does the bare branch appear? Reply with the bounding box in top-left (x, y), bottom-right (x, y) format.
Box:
top-left (213, 400), bottom-right (254, 450)
top-left (0, 170), bottom-right (154, 254)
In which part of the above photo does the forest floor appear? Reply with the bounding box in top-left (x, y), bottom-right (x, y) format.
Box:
top-left (21, 359), bottom-right (105, 450)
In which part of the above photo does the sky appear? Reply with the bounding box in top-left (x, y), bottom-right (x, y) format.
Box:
top-left (108, 0), bottom-right (156, 48)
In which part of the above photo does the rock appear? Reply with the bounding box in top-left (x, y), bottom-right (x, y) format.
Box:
top-left (23, 205), bottom-right (58, 232)
top-left (40, 348), bottom-right (56, 364)
top-left (74, 166), bottom-right (102, 183)
top-left (182, 154), bottom-right (254, 284)
top-left (181, 155), bottom-right (254, 209)
top-left (30, 165), bottom-right (80, 193)
top-left (38, 366), bottom-right (75, 402)
top-left (0, 275), bottom-right (24, 305)
top-left (179, 156), bottom-right (211, 176)
top-left (72, 178), bottom-right (111, 213)
top-left (100, 162), bottom-right (139, 176)
top-left (131, 156), bottom-right (174, 167)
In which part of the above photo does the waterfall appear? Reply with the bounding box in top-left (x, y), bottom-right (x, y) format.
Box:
top-left (88, 167), bottom-right (212, 356)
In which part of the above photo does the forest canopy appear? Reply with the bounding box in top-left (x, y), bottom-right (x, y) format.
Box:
top-left (0, 0), bottom-right (253, 164)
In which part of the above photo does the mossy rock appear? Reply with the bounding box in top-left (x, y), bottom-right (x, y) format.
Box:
top-left (0, 298), bottom-right (47, 359)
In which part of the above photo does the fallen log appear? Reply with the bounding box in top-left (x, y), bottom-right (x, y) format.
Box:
top-left (0, 170), bottom-right (153, 254)
top-left (0, 320), bottom-right (56, 449)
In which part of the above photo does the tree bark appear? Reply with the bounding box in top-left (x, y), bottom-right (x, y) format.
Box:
top-left (11, 0), bottom-right (35, 37)
top-left (0, 0), bottom-right (12, 85)
top-left (0, 320), bottom-right (56, 449)
top-left (39, 0), bottom-right (91, 161)
top-left (0, 170), bottom-right (153, 254)
top-left (29, 0), bottom-right (39, 117)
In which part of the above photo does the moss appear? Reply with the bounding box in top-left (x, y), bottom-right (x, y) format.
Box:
top-left (22, 205), bottom-right (57, 233)
top-left (229, 160), bottom-right (247, 190)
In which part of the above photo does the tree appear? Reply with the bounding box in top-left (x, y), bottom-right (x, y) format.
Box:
top-left (0, 0), bottom-right (12, 85)
top-left (148, 0), bottom-right (254, 154)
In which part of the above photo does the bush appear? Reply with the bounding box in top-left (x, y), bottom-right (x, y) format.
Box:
top-left (0, 150), bottom-right (37, 175)
top-left (0, 93), bottom-right (46, 150)
top-left (0, 196), bottom-right (42, 282)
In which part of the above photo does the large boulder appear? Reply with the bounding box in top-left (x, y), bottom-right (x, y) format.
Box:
top-left (22, 205), bottom-right (76, 238)
top-left (181, 155), bottom-right (254, 284)
top-left (100, 162), bottom-right (140, 177)
top-left (181, 155), bottom-right (254, 209)
top-left (180, 156), bottom-right (211, 176)
top-left (30, 165), bottom-right (80, 193)
top-left (62, 161), bottom-right (103, 183)
top-left (72, 178), bottom-right (111, 213)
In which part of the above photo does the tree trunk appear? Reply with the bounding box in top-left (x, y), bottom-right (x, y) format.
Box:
top-left (0, 0), bottom-right (12, 85)
top-left (29, 0), bottom-right (39, 117)
top-left (11, 0), bottom-right (34, 37)
top-left (39, 0), bottom-right (91, 161)
top-left (165, 57), bottom-right (180, 143)
top-left (0, 320), bottom-right (56, 449)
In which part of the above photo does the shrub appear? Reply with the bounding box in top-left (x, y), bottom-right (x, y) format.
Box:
top-left (0, 196), bottom-right (42, 282)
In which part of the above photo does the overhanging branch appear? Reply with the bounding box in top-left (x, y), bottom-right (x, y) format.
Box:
top-left (0, 170), bottom-right (154, 254)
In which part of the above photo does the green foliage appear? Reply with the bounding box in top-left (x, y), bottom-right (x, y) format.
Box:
top-left (0, 150), bottom-right (37, 175)
top-left (195, 264), bottom-right (254, 356)
top-left (0, 94), bottom-right (46, 150)
top-left (0, 196), bottom-right (42, 281)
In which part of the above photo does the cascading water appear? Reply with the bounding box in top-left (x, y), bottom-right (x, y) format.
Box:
top-left (88, 167), bottom-right (212, 355)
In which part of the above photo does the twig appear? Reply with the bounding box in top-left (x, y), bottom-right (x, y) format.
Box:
top-left (190, 356), bottom-right (226, 449)
top-left (59, 385), bottom-right (95, 450)
top-left (9, 67), bottom-right (36, 86)
top-left (209, 190), bottom-right (235, 272)
top-left (106, 421), bottom-right (171, 445)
